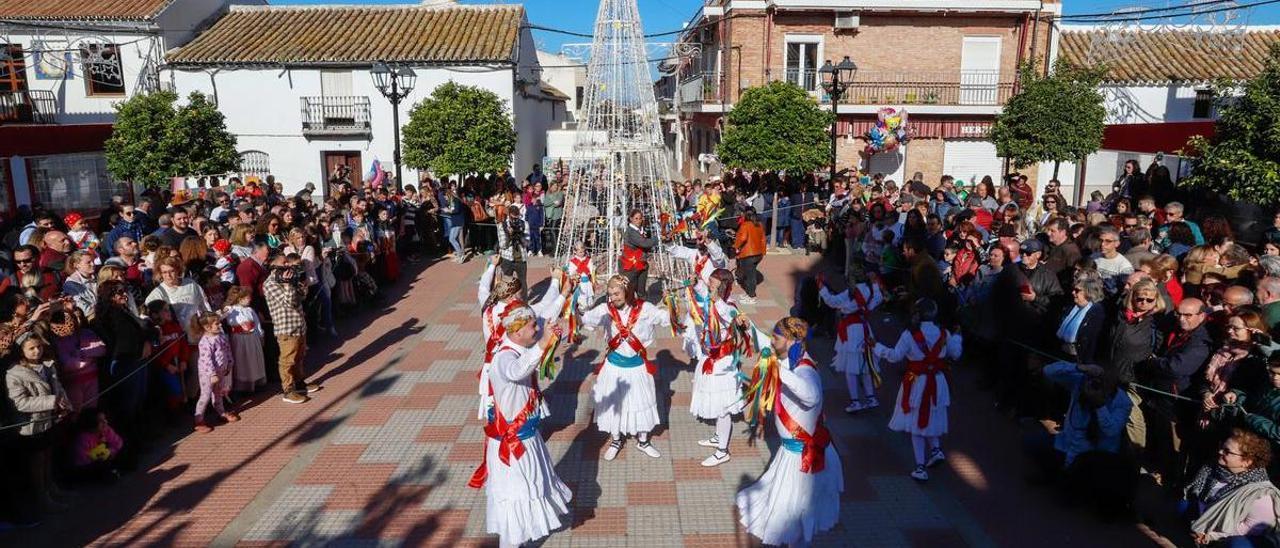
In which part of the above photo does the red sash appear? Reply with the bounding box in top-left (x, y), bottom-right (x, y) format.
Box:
top-left (482, 300), bottom-right (526, 364)
top-left (594, 304), bottom-right (655, 376)
top-left (229, 322), bottom-right (257, 334)
top-left (569, 256), bottom-right (593, 282)
top-left (900, 329), bottom-right (950, 430)
top-left (468, 346), bottom-right (542, 489)
top-left (695, 255), bottom-right (708, 277)
top-left (836, 287), bottom-right (872, 345)
top-left (701, 341), bottom-right (736, 374)
top-left (775, 357), bottom-right (831, 473)
top-left (621, 245), bottom-right (647, 271)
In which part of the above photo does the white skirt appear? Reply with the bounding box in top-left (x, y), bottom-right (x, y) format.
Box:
top-left (229, 332), bottom-right (267, 392)
top-left (690, 356), bottom-right (743, 419)
top-left (592, 362), bottom-right (661, 436)
top-left (736, 445), bottom-right (843, 546)
top-left (831, 346), bottom-right (875, 375)
top-left (887, 372), bottom-right (951, 437)
top-left (484, 434), bottom-right (573, 546)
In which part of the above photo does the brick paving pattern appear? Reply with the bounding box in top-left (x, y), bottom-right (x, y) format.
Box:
top-left (10, 254), bottom-right (1164, 547)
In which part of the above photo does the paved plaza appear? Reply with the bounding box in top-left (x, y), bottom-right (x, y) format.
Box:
top-left (11, 255), bottom-right (1163, 547)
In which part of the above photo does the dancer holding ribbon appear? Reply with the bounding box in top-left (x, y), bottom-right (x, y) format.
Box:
top-left (735, 316), bottom-right (844, 546)
top-left (873, 298), bottom-right (963, 482)
top-left (580, 274), bottom-right (674, 460)
top-left (466, 305), bottom-right (572, 548)
top-left (818, 269), bottom-right (885, 413)
top-left (478, 255), bottom-right (568, 418)
top-left (563, 241), bottom-right (596, 342)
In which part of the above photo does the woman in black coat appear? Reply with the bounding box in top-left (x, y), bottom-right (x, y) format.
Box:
top-left (1055, 271), bottom-right (1108, 366)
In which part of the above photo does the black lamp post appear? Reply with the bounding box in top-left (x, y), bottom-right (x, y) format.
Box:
top-left (819, 56), bottom-right (857, 183)
top-left (371, 61), bottom-right (417, 191)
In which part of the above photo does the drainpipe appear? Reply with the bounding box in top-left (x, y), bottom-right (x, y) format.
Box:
top-left (764, 7), bottom-right (774, 81)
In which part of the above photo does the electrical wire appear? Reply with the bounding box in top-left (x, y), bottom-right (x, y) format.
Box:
top-left (1057, 0), bottom-right (1277, 22)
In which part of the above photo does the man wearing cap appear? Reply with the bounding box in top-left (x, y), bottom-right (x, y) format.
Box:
top-left (1017, 238), bottom-right (1062, 316)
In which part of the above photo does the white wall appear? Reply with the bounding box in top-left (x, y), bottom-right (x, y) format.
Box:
top-left (536, 50), bottom-right (585, 121)
top-left (1102, 84), bottom-right (1211, 124)
top-left (5, 30), bottom-right (160, 124)
top-left (168, 64), bottom-right (518, 195)
top-left (1038, 151), bottom-right (1185, 207)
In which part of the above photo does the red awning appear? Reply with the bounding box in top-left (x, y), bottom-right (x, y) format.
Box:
top-left (836, 117), bottom-right (994, 139)
top-left (0, 124), bottom-right (113, 157)
top-left (1101, 121), bottom-right (1215, 155)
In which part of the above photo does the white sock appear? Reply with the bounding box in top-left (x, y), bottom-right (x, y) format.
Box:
top-left (911, 435), bottom-right (927, 466)
top-left (861, 373), bottom-right (875, 398)
top-left (845, 369), bottom-right (862, 400)
top-left (715, 414), bottom-right (733, 451)
top-left (928, 436), bottom-right (942, 452)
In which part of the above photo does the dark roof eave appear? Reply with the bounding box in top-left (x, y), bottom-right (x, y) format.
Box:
top-left (163, 59), bottom-right (518, 70)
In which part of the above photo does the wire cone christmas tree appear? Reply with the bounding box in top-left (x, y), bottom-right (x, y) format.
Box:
top-left (554, 0), bottom-right (688, 294)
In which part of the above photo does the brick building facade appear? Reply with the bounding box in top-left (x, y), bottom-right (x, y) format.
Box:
top-left (672, 0), bottom-right (1060, 187)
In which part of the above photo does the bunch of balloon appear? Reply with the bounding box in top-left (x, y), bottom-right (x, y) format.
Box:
top-left (864, 107), bottom-right (911, 154)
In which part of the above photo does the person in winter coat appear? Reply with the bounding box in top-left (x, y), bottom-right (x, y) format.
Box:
top-left (1107, 278), bottom-right (1163, 451)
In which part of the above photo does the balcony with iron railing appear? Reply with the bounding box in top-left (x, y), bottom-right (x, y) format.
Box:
top-left (0, 90), bottom-right (57, 124)
top-left (680, 69), bottom-right (1016, 108)
top-left (300, 96), bottom-right (372, 137)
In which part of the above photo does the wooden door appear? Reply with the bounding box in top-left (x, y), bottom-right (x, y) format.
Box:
top-left (322, 151), bottom-right (362, 194)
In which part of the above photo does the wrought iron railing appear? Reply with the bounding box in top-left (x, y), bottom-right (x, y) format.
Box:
top-left (300, 96), bottom-right (372, 135)
top-left (678, 71), bottom-right (719, 104)
top-left (0, 90), bottom-right (56, 124)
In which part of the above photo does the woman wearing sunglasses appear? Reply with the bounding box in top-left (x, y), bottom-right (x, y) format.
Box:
top-left (1107, 278), bottom-right (1165, 450)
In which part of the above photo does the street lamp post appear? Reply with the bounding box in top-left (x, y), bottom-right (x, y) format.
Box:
top-left (371, 61), bottom-right (417, 191)
top-left (819, 56), bottom-right (857, 183)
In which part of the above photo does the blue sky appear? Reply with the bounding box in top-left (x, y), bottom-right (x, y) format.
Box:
top-left (275, 0), bottom-right (1280, 56)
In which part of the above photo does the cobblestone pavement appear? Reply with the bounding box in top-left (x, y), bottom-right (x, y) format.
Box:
top-left (10, 253), bottom-right (1168, 547)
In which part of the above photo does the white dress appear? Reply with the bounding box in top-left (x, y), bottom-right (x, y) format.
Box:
top-left (223, 305), bottom-right (267, 392)
top-left (874, 322), bottom-right (963, 437)
top-left (477, 263), bottom-right (565, 418)
top-left (581, 300), bottom-right (670, 436)
top-left (565, 256), bottom-right (596, 313)
top-left (481, 337), bottom-right (572, 547)
top-left (736, 352), bottom-right (844, 545)
top-left (668, 242), bottom-right (728, 366)
top-left (818, 283), bottom-right (883, 374)
top-left (687, 296), bottom-right (746, 419)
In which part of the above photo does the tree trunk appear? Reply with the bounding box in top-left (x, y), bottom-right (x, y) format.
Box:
top-left (1052, 160), bottom-right (1061, 179)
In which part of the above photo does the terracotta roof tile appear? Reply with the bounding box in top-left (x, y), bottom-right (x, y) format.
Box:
top-left (0, 0), bottom-right (172, 21)
top-left (166, 4), bottom-right (523, 66)
top-left (1061, 28), bottom-right (1280, 84)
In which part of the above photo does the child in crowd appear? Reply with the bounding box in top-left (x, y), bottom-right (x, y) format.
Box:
top-left (192, 312), bottom-right (237, 433)
top-left (70, 411), bottom-right (124, 480)
top-left (5, 333), bottom-right (73, 512)
top-left (221, 286), bottom-right (267, 393)
top-left (374, 208), bottom-right (400, 283)
top-left (49, 310), bottom-right (107, 412)
top-left (65, 212), bottom-right (101, 263)
top-left (212, 239), bottom-right (238, 287)
top-left (145, 300), bottom-right (189, 414)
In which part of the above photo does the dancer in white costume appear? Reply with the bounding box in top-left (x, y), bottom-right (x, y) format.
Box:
top-left (580, 275), bottom-right (673, 460)
top-left (667, 230), bottom-right (727, 359)
top-left (736, 316), bottom-right (843, 547)
top-left (817, 271), bottom-right (884, 413)
top-left (477, 256), bottom-right (566, 418)
top-left (467, 306), bottom-right (573, 548)
top-left (563, 241), bottom-right (597, 339)
top-left (686, 268), bottom-right (746, 467)
top-left (873, 298), bottom-right (963, 482)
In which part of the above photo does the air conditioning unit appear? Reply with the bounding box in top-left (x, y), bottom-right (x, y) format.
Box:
top-left (835, 12), bottom-right (860, 31)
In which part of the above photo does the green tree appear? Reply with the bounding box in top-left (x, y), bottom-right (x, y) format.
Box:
top-left (716, 80), bottom-right (833, 174)
top-left (402, 82), bottom-right (516, 176)
top-left (1182, 44), bottom-right (1280, 205)
top-left (105, 90), bottom-right (177, 189)
top-left (164, 92), bottom-right (239, 181)
top-left (105, 91), bottom-right (239, 189)
top-left (989, 60), bottom-right (1107, 178)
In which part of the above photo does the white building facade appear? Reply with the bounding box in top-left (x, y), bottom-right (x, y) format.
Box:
top-left (1040, 27), bottom-right (1280, 204)
top-left (164, 3), bottom-right (558, 196)
top-left (0, 0), bottom-right (255, 218)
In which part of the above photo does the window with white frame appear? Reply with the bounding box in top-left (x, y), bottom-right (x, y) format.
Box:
top-left (784, 37), bottom-right (821, 93)
top-left (26, 153), bottom-right (118, 214)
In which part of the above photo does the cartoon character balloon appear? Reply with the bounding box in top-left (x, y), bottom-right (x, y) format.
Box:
top-left (864, 107), bottom-right (911, 154)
